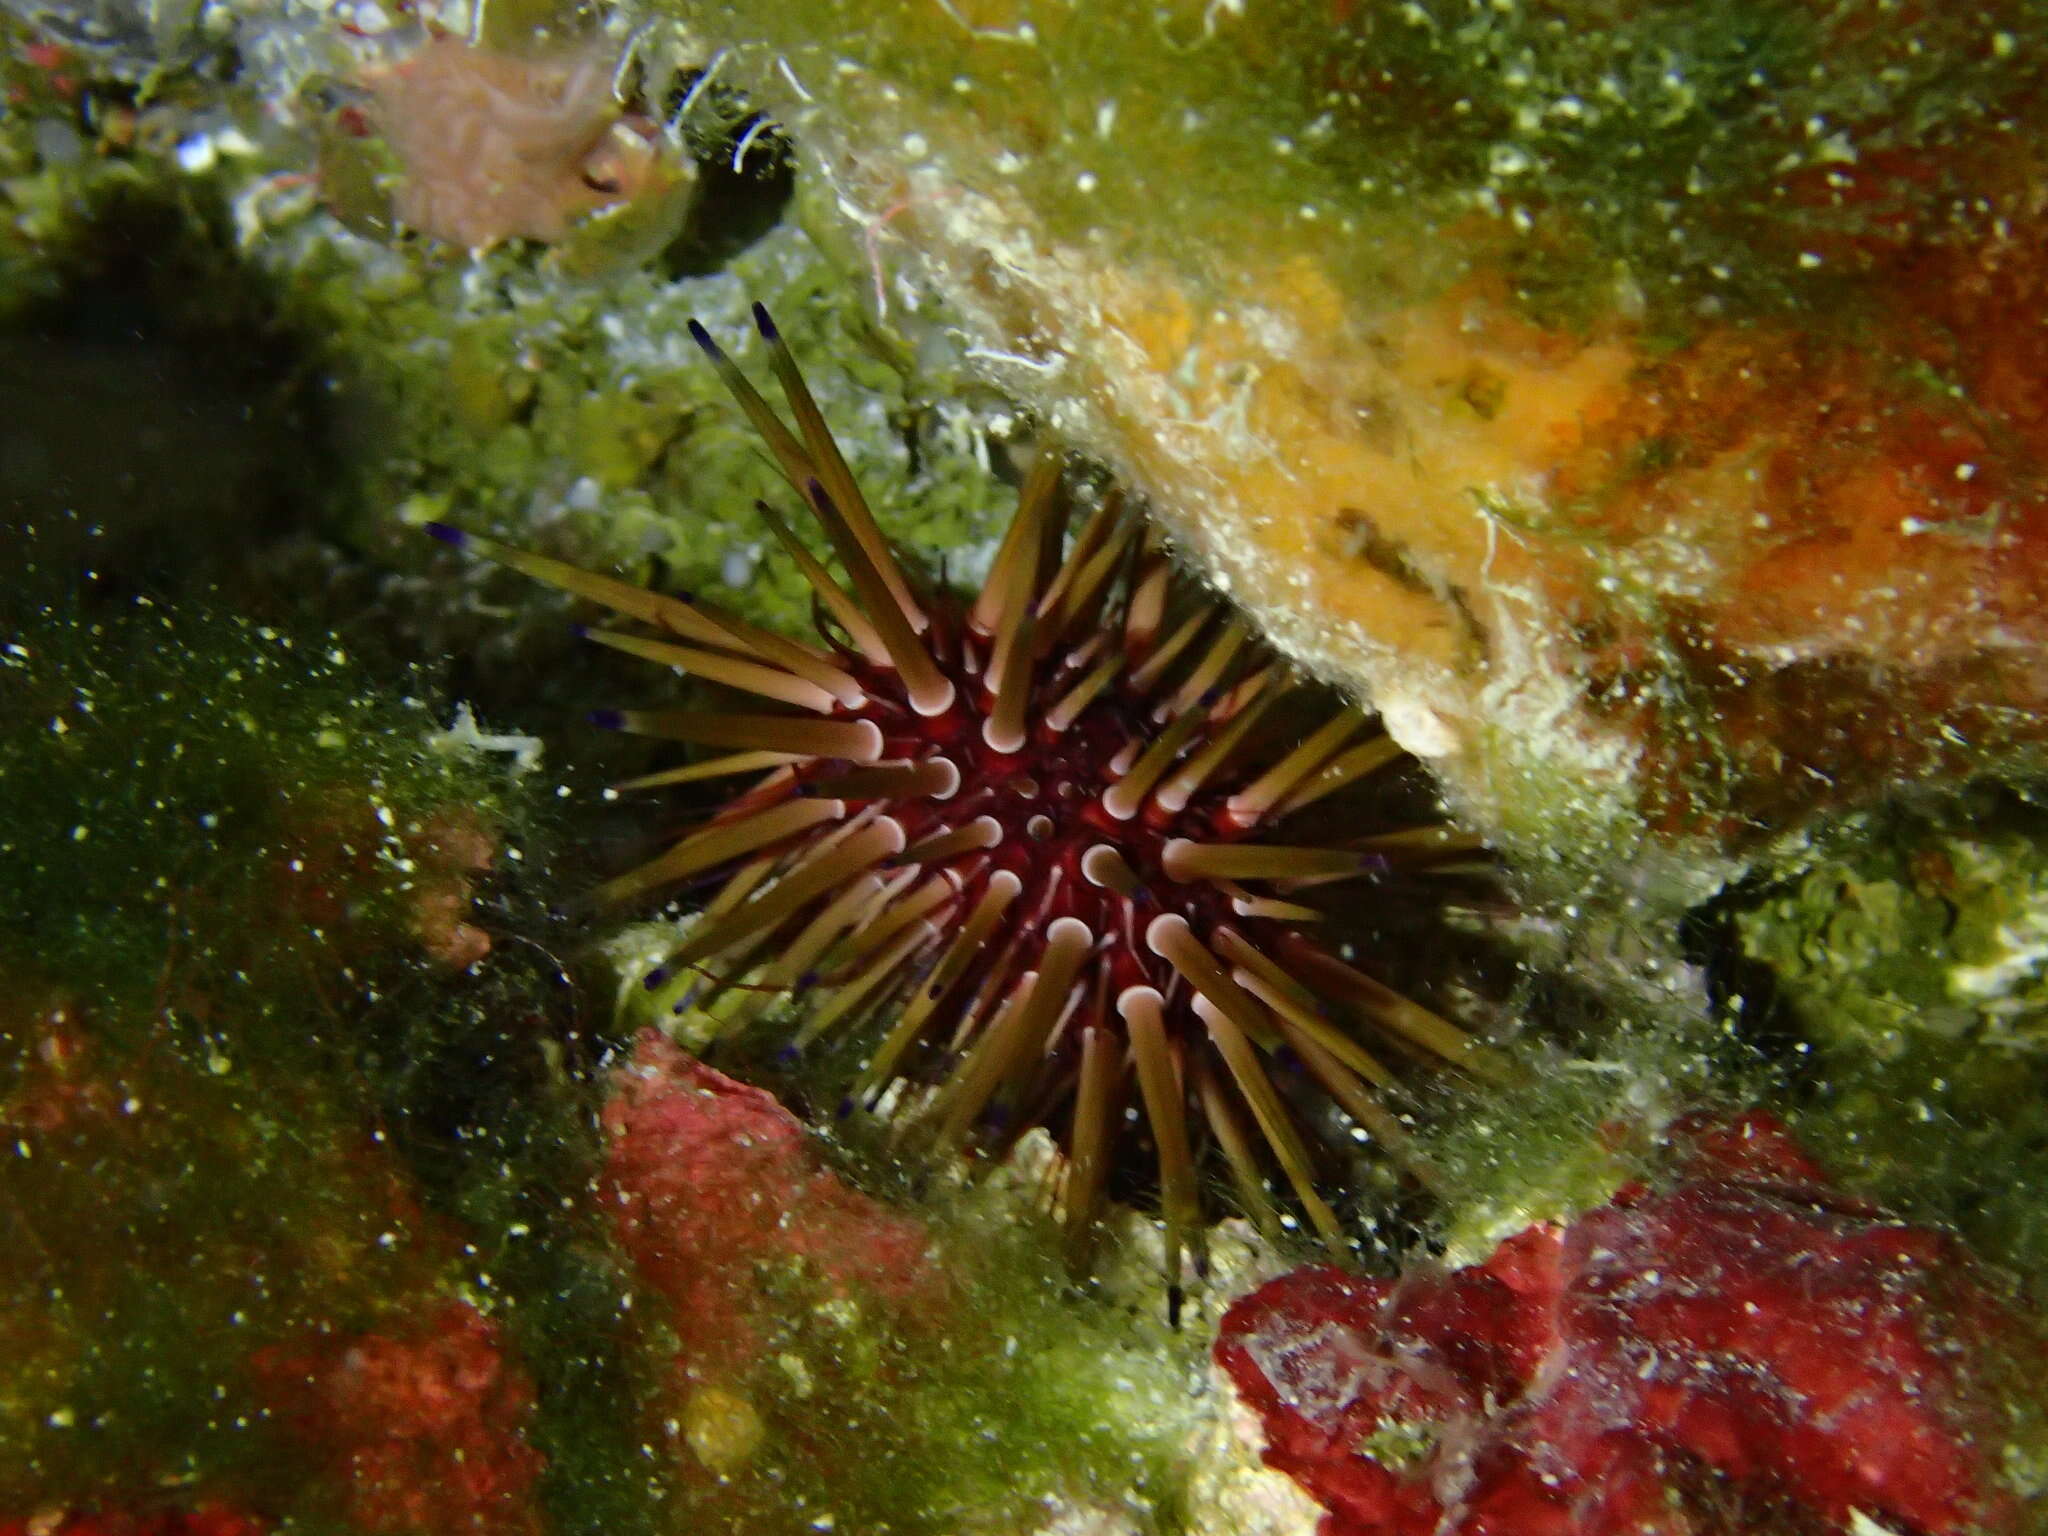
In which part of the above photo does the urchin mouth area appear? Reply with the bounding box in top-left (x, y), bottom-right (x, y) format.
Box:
top-left (786, 632), bottom-right (1262, 975)
top-left (428, 304), bottom-right (1503, 1303)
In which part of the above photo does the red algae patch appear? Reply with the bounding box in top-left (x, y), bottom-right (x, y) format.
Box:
top-left (0, 985), bottom-right (547, 1529)
top-left (0, 1507), bottom-right (270, 1536)
top-left (598, 1029), bottom-right (942, 1390)
top-left (1215, 1113), bottom-right (2037, 1536)
top-left (255, 1304), bottom-right (545, 1536)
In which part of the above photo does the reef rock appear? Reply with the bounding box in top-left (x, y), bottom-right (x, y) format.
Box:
top-left (659, 0), bottom-right (2048, 890)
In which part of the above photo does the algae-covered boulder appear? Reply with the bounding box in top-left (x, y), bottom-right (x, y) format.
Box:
top-left (645, 0), bottom-right (2048, 899)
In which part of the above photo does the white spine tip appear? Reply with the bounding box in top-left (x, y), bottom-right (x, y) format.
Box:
top-left (1100, 784), bottom-right (1140, 821)
top-left (982, 718), bottom-right (1028, 754)
top-left (910, 678), bottom-right (958, 718)
top-left (1144, 913), bottom-right (1192, 956)
top-left (989, 869), bottom-right (1025, 898)
top-left (927, 756), bottom-right (962, 799)
top-left (1046, 916), bottom-right (1093, 947)
top-left (875, 816), bottom-right (909, 856)
top-left (1116, 984), bottom-right (1166, 1021)
top-left (1160, 838), bottom-right (1196, 882)
top-left (849, 720), bottom-right (887, 764)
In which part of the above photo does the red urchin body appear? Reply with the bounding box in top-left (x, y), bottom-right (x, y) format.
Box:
top-left (429, 304), bottom-right (1496, 1296)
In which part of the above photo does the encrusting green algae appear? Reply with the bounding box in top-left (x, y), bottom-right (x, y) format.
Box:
top-left (1731, 788), bottom-right (2048, 1306)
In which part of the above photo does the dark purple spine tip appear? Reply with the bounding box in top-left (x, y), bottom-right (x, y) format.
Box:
top-left (589, 708), bottom-right (627, 731)
top-left (423, 521), bottom-right (468, 547)
top-left (642, 967), bottom-right (670, 991)
top-left (568, 622), bottom-right (589, 639)
top-left (751, 302), bottom-right (780, 341)
top-left (686, 318), bottom-right (721, 357)
top-left (835, 1096), bottom-right (856, 1120)
top-left (775, 1043), bottom-right (801, 1065)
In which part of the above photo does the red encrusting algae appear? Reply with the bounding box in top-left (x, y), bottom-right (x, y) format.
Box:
top-left (0, 1507), bottom-right (269, 1536)
top-left (0, 986), bottom-right (547, 1532)
top-left (256, 1303), bottom-right (546, 1536)
top-left (599, 1029), bottom-right (942, 1385)
top-left (1214, 1113), bottom-right (2035, 1536)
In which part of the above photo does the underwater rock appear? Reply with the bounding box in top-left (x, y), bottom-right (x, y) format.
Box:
top-left (268, 796), bottom-right (499, 972)
top-left (1736, 793), bottom-right (2048, 1060)
top-left (659, 0), bottom-right (2048, 887)
top-left (594, 1033), bottom-right (1222, 1534)
top-left (0, 597), bottom-right (585, 1531)
top-left (1214, 1113), bottom-right (2039, 1535)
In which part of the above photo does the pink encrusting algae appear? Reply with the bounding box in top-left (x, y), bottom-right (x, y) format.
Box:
top-left (1214, 1113), bottom-right (2037, 1536)
top-left (428, 305), bottom-right (1509, 1305)
top-left (599, 1029), bottom-right (943, 1385)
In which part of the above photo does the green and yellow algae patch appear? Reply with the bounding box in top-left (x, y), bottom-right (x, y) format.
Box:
top-left (0, 583), bottom-right (570, 1514)
top-left (0, 594), bottom-right (523, 1013)
top-left (1730, 788), bottom-right (2048, 1301)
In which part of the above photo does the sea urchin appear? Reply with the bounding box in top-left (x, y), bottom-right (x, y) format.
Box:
top-left (428, 306), bottom-right (1499, 1300)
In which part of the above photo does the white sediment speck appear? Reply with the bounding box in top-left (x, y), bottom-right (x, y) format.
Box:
top-left (429, 702), bottom-right (544, 774)
top-left (721, 544), bottom-right (760, 587)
